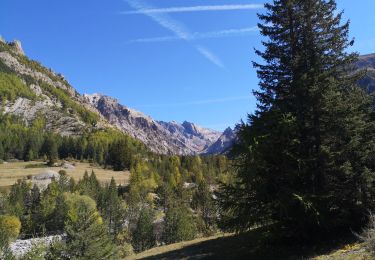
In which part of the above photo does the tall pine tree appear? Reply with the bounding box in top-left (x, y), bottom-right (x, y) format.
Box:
top-left (219, 0), bottom-right (375, 237)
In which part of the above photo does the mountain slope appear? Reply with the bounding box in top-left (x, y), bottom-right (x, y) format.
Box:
top-left (357, 53), bottom-right (375, 92)
top-left (84, 93), bottom-right (222, 155)
top-left (0, 39), bottom-right (109, 136)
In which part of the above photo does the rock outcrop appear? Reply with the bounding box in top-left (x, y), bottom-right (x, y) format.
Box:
top-left (8, 40), bottom-right (24, 55)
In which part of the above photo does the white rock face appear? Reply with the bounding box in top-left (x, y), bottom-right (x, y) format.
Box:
top-left (84, 93), bottom-right (225, 155)
top-left (10, 235), bottom-right (62, 258)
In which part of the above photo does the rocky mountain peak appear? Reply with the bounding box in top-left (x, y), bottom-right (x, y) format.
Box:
top-left (203, 126), bottom-right (236, 155)
top-left (182, 121), bottom-right (199, 135)
top-left (86, 93), bottom-right (225, 155)
top-left (8, 40), bottom-right (24, 55)
top-left (84, 93), bottom-right (118, 107)
top-left (223, 127), bottom-right (234, 136)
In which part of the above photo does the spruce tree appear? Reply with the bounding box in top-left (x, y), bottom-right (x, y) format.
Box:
top-left (163, 204), bottom-right (197, 244)
top-left (219, 0), bottom-right (375, 237)
top-left (132, 207), bottom-right (156, 252)
top-left (102, 178), bottom-right (124, 237)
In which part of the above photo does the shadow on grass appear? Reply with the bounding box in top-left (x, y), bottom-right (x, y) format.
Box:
top-left (141, 227), bottom-right (357, 260)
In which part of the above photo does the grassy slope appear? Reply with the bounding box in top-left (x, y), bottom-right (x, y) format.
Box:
top-left (0, 161), bottom-right (130, 187)
top-left (128, 230), bottom-right (371, 260)
top-left (313, 243), bottom-right (370, 260)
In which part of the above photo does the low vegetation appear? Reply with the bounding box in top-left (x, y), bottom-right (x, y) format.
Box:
top-left (0, 72), bottom-right (37, 102)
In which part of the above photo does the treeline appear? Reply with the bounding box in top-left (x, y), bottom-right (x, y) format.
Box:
top-left (0, 113), bottom-right (148, 170)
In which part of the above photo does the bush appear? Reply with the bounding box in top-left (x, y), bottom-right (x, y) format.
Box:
top-left (0, 72), bottom-right (37, 102)
top-left (118, 243), bottom-right (134, 257)
top-left (22, 242), bottom-right (47, 260)
top-left (0, 215), bottom-right (21, 241)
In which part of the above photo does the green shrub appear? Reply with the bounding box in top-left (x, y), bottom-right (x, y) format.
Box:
top-left (0, 72), bottom-right (37, 102)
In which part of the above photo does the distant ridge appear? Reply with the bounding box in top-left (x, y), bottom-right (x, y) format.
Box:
top-left (84, 93), bottom-right (225, 155)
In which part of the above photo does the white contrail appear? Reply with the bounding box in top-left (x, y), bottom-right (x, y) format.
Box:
top-left (122, 4), bottom-right (264, 14)
top-left (124, 0), bottom-right (191, 40)
top-left (195, 45), bottom-right (224, 68)
top-left (124, 0), bottom-right (225, 68)
top-left (129, 26), bottom-right (259, 43)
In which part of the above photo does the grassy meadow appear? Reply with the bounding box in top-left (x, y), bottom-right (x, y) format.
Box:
top-left (0, 161), bottom-right (130, 188)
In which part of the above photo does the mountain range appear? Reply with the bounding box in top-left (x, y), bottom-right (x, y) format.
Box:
top-left (84, 93), bottom-right (230, 154)
top-left (0, 39), bottom-right (235, 155)
top-left (1, 38), bottom-right (374, 155)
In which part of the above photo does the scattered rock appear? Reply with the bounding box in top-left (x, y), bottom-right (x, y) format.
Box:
top-left (183, 182), bottom-right (197, 189)
top-left (63, 162), bottom-right (75, 169)
top-left (10, 235), bottom-right (63, 258)
top-left (33, 170), bottom-right (60, 180)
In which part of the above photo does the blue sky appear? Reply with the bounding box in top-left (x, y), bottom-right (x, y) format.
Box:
top-left (1, 0), bottom-right (375, 131)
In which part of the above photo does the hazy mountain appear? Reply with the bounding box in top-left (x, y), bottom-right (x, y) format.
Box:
top-left (203, 127), bottom-right (236, 155)
top-left (84, 93), bottom-right (223, 155)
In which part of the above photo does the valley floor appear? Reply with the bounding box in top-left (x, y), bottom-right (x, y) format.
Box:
top-left (0, 161), bottom-right (130, 189)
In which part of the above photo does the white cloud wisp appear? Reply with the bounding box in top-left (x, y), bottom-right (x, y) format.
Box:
top-left (124, 0), bottom-right (225, 67)
top-left (122, 4), bottom-right (264, 14)
top-left (128, 26), bottom-right (259, 43)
